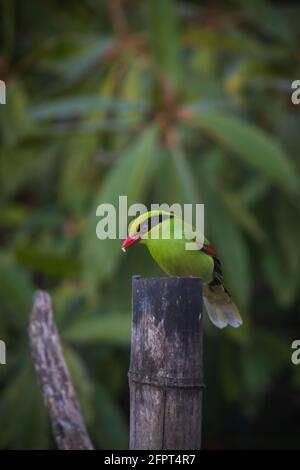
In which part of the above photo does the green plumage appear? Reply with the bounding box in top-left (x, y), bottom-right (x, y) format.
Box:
top-left (144, 218), bottom-right (214, 283)
top-left (123, 210), bottom-right (242, 329)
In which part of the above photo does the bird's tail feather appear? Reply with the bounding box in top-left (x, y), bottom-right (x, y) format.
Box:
top-left (203, 284), bottom-right (242, 329)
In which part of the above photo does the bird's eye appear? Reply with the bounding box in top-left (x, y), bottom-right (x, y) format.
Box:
top-left (137, 213), bottom-right (174, 235)
top-left (144, 220), bottom-right (151, 232)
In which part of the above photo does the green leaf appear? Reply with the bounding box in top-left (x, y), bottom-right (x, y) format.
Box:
top-left (1, 80), bottom-right (33, 148)
top-left (222, 191), bottom-right (265, 242)
top-left (262, 200), bottom-right (300, 307)
top-left (1, 144), bottom-right (57, 198)
top-left (64, 345), bottom-right (94, 423)
top-left (182, 29), bottom-right (264, 56)
top-left (219, 340), bottom-right (241, 402)
top-left (189, 110), bottom-right (299, 194)
top-left (238, 329), bottom-right (289, 415)
top-left (0, 360), bottom-right (49, 449)
top-left (275, 202), bottom-right (300, 274)
top-left (2, 0), bottom-right (15, 60)
top-left (235, 0), bottom-right (293, 42)
top-left (14, 245), bottom-right (81, 278)
top-left (146, 0), bottom-right (180, 88)
top-left (209, 202), bottom-right (250, 309)
top-left (82, 125), bottom-right (159, 296)
top-left (58, 135), bottom-right (98, 211)
top-left (44, 37), bottom-right (114, 85)
top-left (237, 177), bottom-right (270, 206)
top-left (91, 384), bottom-right (128, 450)
top-left (263, 247), bottom-right (299, 307)
top-left (63, 313), bottom-right (131, 345)
top-left (0, 253), bottom-right (33, 327)
top-left (37, 120), bottom-right (139, 137)
top-left (30, 96), bottom-right (147, 121)
top-left (0, 203), bottom-right (28, 227)
top-left (171, 146), bottom-right (200, 204)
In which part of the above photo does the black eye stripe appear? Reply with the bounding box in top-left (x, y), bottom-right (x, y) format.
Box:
top-left (137, 213), bottom-right (174, 233)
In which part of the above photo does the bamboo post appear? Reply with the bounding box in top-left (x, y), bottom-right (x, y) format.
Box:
top-left (129, 276), bottom-right (204, 450)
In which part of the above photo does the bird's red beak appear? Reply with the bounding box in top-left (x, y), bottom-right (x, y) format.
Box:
top-left (121, 235), bottom-right (141, 252)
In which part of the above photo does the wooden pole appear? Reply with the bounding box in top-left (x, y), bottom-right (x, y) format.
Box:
top-left (129, 276), bottom-right (204, 450)
top-left (29, 291), bottom-right (94, 450)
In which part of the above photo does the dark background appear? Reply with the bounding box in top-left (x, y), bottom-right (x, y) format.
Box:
top-left (0, 0), bottom-right (300, 449)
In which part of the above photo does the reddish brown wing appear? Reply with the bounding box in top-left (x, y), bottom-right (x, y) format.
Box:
top-left (201, 243), bottom-right (218, 258)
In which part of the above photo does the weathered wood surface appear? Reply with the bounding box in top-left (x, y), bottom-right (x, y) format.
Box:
top-left (29, 290), bottom-right (94, 450)
top-left (129, 276), bottom-right (203, 450)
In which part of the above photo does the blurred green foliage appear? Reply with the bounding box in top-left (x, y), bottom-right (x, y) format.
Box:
top-left (1, 0), bottom-right (300, 449)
